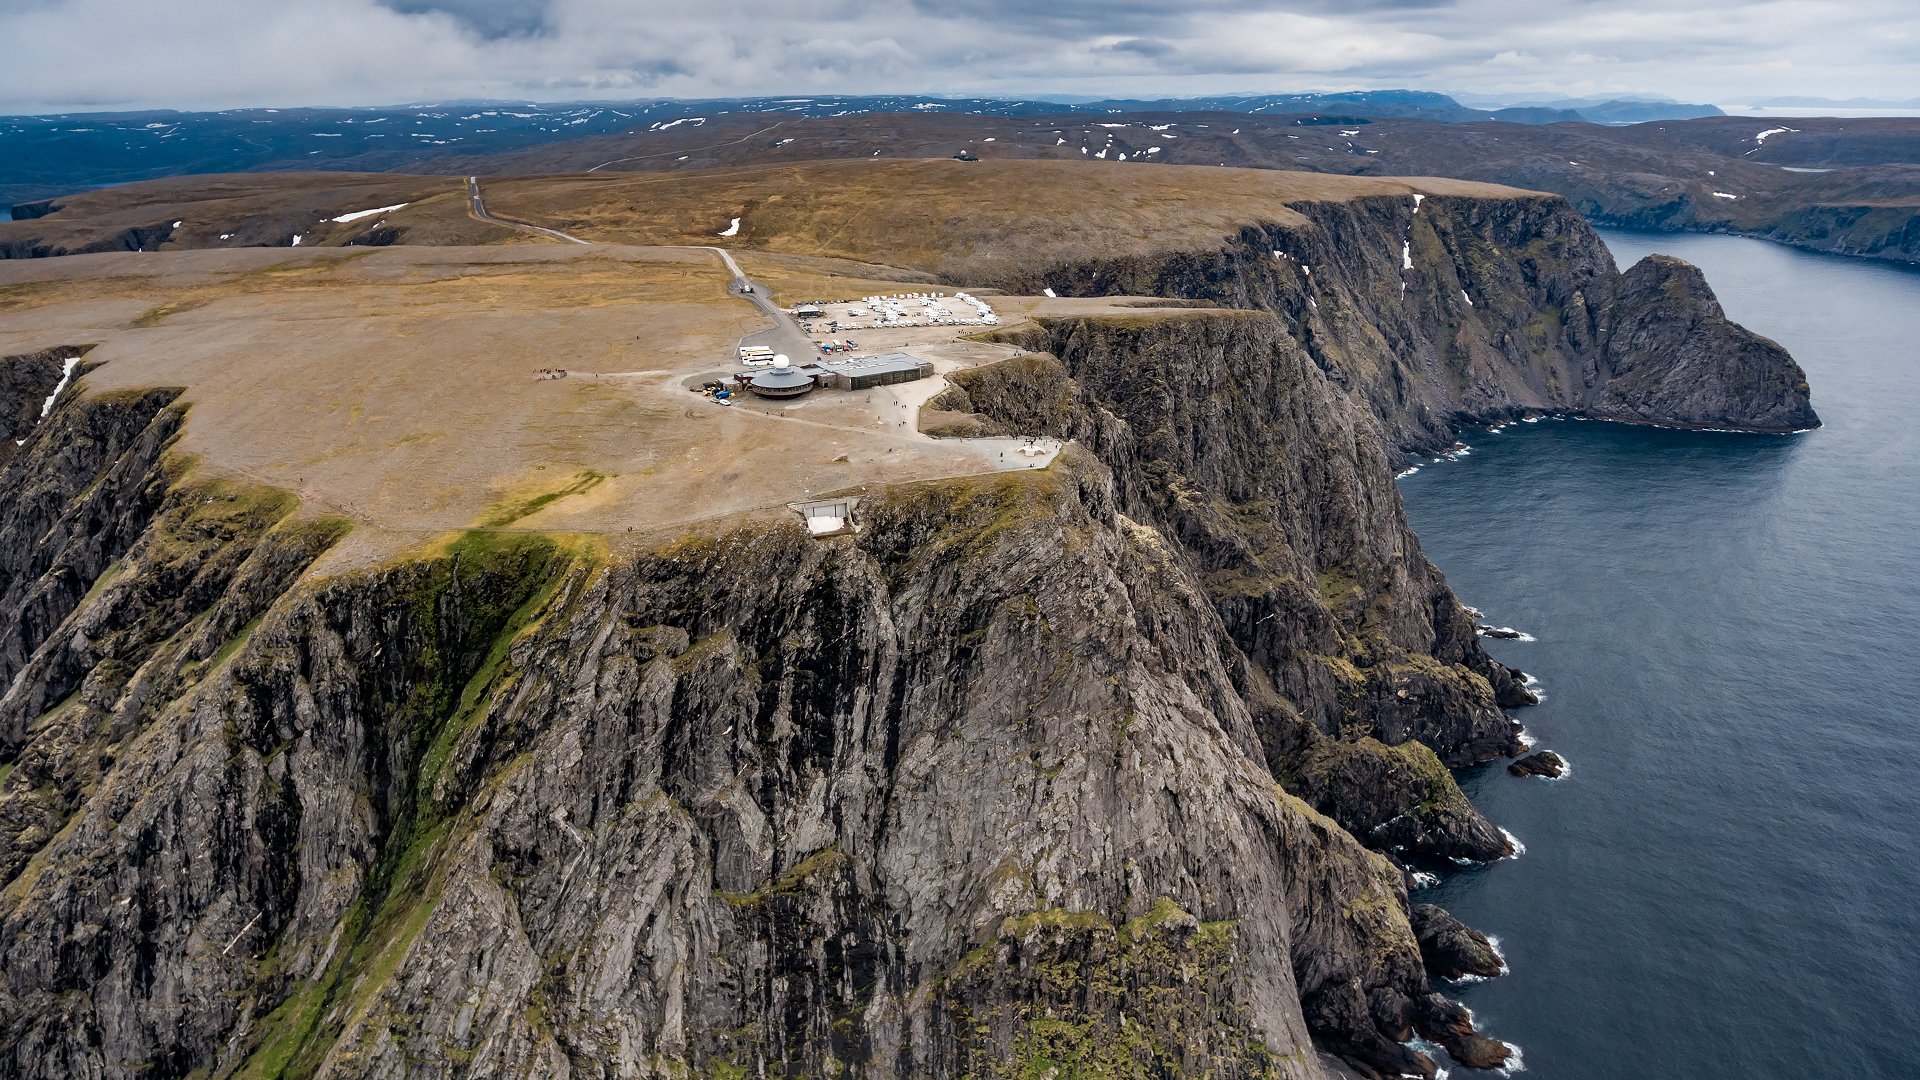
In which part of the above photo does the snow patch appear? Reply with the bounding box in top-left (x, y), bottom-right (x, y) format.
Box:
top-left (718, 217), bottom-right (741, 237)
top-left (1754, 126), bottom-right (1797, 145)
top-left (1402, 241), bottom-right (1414, 271)
top-left (331, 202), bottom-right (409, 224)
top-left (1042, 287), bottom-right (1057, 298)
top-left (1712, 192), bottom-right (1739, 200)
top-left (1462, 290), bottom-right (1473, 307)
top-left (40, 354), bottom-right (80, 418)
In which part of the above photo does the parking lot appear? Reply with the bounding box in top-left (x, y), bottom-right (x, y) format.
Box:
top-left (793, 291), bottom-right (1000, 333)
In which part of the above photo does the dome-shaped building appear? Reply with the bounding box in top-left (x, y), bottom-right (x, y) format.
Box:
top-left (746, 355), bottom-right (816, 399)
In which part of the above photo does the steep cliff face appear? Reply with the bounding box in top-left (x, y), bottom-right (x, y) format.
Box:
top-left (0, 346), bottom-right (91, 466)
top-left (1590, 254), bottom-right (1818, 430)
top-left (946, 315), bottom-right (1524, 867)
top-left (0, 369), bottom-right (1526, 1078)
top-left (983, 194), bottom-right (1816, 453)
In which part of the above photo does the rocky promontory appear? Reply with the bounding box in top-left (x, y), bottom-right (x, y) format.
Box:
top-left (0, 160), bottom-right (1823, 1079)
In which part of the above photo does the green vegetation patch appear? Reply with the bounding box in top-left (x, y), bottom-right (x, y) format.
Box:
top-left (478, 469), bottom-right (607, 528)
top-left (131, 298), bottom-right (209, 327)
top-left (947, 898), bottom-right (1273, 1079)
top-left (234, 531), bottom-right (574, 1077)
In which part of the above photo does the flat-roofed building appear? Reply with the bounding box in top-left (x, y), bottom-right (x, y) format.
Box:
top-left (814, 352), bottom-right (935, 391)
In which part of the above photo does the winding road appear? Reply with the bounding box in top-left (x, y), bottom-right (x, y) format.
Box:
top-left (466, 176), bottom-right (808, 358)
top-left (466, 176), bottom-right (588, 245)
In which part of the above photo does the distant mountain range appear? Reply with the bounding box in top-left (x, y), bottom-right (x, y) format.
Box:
top-left (0, 90), bottom-right (1726, 208)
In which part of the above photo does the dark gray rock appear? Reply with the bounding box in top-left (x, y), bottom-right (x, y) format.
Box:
top-left (1415, 992), bottom-right (1513, 1070)
top-left (1592, 254), bottom-right (1818, 431)
top-left (1509, 750), bottom-right (1568, 778)
top-left (1410, 904), bottom-right (1506, 980)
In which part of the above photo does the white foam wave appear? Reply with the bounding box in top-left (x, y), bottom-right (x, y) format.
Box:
top-left (1500, 828), bottom-right (1527, 859)
top-left (1410, 870), bottom-right (1440, 889)
top-left (1516, 727), bottom-right (1537, 749)
top-left (1409, 1037), bottom-right (1449, 1078)
top-left (1522, 415), bottom-right (1542, 423)
top-left (1497, 1043), bottom-right (1527, 1074)
top-left (1396, 465), bottom-right (1422, 479)
top-left (1486, 935), bottom-right (1509, 971)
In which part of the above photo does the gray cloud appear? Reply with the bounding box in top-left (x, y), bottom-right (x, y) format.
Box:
top-left (386, 0), bottom-right (553, 38)
top-left (0, 0), bottom-right (1914, 113)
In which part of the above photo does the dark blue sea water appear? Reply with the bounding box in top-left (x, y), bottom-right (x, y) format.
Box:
top-left (1398, 230), bottom-right (1920, 1079)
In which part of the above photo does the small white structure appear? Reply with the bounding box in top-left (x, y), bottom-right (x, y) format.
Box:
top-left (790, 497), bottom-right (861, 537)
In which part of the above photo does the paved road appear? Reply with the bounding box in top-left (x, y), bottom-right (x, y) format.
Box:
top-left (465, 178), bottom-right (806, 360)
top-left (693, 246), bottom-right (813, 362)
top-left (467, 176), bottom-right (589, 245)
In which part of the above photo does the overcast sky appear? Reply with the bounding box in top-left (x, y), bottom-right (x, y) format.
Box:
top-left (2, 0), bottom-right (1915, 114)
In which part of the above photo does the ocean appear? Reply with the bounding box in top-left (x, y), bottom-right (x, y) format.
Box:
top-left (1397, 230), bottom-right (1920, 1077)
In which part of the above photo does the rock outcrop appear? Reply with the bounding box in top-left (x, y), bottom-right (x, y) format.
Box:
top-left (1409, 904), bottom-right (1506, 981)
top-left (1588, 254), bottom-right (1817, 431)
top-left (1508, 750), bottom-right (1568, 779)
top-left (984, 193), bottom-right (1818, 454)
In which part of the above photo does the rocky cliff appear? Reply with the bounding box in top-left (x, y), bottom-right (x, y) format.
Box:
top-left (0, 346), bottom-right (91, 467)
top-left (0, 178), bottom-right (1821, 1079)
top-left (979, 193), bottom-right (1817, 453)
top-left (0, 329), bottom-right (1532, 1079)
